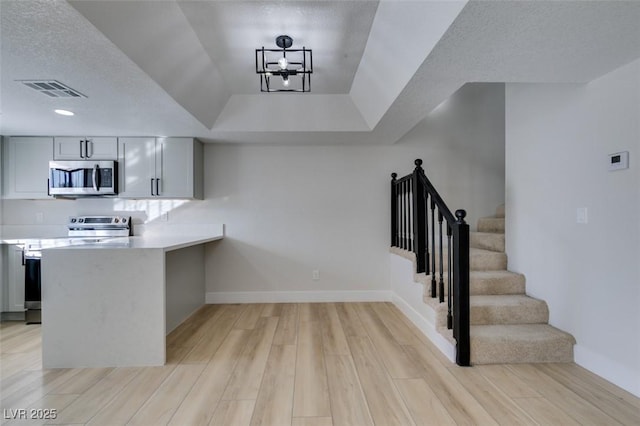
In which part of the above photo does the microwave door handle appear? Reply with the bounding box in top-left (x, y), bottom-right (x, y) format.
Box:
top-left (93, 164), bottom-right (99, 191)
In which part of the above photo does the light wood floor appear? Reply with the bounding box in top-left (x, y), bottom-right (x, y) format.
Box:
top-left (1, 303), bottom-right (639, 425)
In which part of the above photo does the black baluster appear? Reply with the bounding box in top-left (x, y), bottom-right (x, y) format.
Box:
top-left (424, 191), bottom-right (430, 275)
top-left (404, 180), bottom-right (409, 250)
top-left (401, 180), bottom-right (405, 249)
top-left (409, 178), bottom-right (413, 252)
top-left (447, 223), bottom-right (453, 329)
top-left (400, 180), bottom-right (405, 249)
top-left (438, 210), bottom-right (445, 303)
top-left (390, 173), bottom-right (397, 247)
top-left (430, 199), bottom-right (436, 298)
top-left (397, 191), bottom-right (401, 248)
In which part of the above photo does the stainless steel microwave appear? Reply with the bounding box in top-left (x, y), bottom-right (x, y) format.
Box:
top-left (48, 160), bottom-right (118, 196)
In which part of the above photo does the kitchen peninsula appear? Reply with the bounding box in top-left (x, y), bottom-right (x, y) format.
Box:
top-left (41, 225), bottom-right (224, 368)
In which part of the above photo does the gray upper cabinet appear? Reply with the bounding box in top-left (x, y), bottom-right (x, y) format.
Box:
top-left (2, 136), bottom-right (53, 199)
top-left (54, 137), bottom-right (117, 160)
top-left (118, 137), bottom-right (203, 199)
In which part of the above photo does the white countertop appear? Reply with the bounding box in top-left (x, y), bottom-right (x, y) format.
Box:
top-left (59, 232), bottom-right (223, 251)
top-left (2, 224), bottom-right (224, 252)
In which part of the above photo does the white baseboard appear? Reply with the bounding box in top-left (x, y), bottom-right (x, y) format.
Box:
top-left (391, 292), bottom-right (456, 363)
top-left (206, 290), bottom-right (393, 304)
top-left (575, 345), bottom-right (640, 398)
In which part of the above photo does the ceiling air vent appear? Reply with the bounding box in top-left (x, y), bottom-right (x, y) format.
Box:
top-left (18, 80), bottom-right (86, 98)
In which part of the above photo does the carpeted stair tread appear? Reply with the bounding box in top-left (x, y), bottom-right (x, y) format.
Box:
top-left (470, 270), bottom-right (525, 295)
top-left (471, 231), bottom-right (505, 252)
top-left (470, 324), bottom-right (576, 364)
top-left (477, 217), bottom-right (505, 233)
top-left (470, 295), bottom-right (549, 325)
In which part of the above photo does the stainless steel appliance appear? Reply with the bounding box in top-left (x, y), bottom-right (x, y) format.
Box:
top-left (48, 160), bottom-right (118, 196)
top-left (24, 248), bottom-right (42, 324)
top-left (23, 215), bottom-right (131, 324)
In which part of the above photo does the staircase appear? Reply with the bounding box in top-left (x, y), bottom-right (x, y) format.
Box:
top-left (420, 204), bottom-right (576, 364)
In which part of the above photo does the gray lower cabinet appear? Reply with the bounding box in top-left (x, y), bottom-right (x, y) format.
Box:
top-left (2, 245), bottom-right (25, 313)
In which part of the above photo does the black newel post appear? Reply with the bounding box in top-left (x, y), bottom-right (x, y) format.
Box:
top-left (412, 160), bottom-right (426, 274)
top-left (453, 209), bottom-right (470, 366)
top-left (390, 173), bottom-right (398, 247)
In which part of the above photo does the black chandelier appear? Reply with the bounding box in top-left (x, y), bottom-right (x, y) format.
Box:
top-left (255, 35), bottom-right (312, 92)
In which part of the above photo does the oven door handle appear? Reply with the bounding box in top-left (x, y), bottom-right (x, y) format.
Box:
top-left (93, 164), bottom-right (99, 192)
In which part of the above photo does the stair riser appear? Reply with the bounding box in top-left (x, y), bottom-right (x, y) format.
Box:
top-left (427, 251), bottom-right (507, 272)
top-left (477, 218), bottom-right (505, 233)
top-left (470, 232), bottom-right (505, 252)
top-left (496, 204), bottom-right (505, 218)
top-left (471, 340), bottom-right (574, 364)
top-left (423, 274), bottom-right (526, 297)
top-left (470, 303), bottom-right (549, 325)
top-left (431, 302), bottom-right (549, 327)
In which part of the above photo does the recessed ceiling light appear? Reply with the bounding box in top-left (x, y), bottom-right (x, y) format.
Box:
top-left (54, 109), bottom-right (74, 116)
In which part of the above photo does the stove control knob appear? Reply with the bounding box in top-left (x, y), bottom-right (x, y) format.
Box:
top-left (114, 218), bottom-right (119, 223)
top-left (122, 218), bottom-right (127, 223)
top-left (70, 218), bottom-right (76, 223)
top-left (78, 218), bottom-right (84, 223)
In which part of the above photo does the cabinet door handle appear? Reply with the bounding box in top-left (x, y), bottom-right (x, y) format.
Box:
top-left (79, 140), bottom-right (85, 158)
top-left (21, 249), bottom-right (25, 266)
top-left (150, 178), bottom-right (155, 196)
top-left (85, 139), bottom-right (92, 158)
top-left (155, 178), bottom-right (160, 196)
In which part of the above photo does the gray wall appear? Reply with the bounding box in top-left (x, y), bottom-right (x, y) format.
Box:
top-left (197, 83), bottom-right (505, 299)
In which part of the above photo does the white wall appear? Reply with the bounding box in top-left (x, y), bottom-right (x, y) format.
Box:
top-left (505, 59), bottom-right (640, 396)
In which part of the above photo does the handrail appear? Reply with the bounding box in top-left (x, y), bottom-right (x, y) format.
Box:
top-left (391, 159), bottom-right (470, 366)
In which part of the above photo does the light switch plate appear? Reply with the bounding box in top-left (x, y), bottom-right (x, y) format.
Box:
top-left (576, 207), bottom-right (588, 224)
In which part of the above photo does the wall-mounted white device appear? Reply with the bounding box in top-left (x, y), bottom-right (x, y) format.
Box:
top-left (608, 151), bottom-right (629, 171)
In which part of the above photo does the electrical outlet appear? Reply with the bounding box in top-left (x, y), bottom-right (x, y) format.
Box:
top-left (312, 270), bottom-right (320, 281)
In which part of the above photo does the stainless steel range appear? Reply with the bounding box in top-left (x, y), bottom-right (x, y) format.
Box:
top-left (67, 215), bottom-right (132, 238)
top-left (24, 215), bottom-right (131, 324)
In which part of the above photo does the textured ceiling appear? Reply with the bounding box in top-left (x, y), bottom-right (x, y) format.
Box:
top-left (1, 0), bottom-right (639, 144)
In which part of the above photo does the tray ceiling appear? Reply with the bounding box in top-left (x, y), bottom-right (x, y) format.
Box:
top-left (1, 1), bottom-right (639, 144)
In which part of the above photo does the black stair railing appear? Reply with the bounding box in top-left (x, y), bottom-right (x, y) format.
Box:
top-left (391, 159), bottom-right (470, 366)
